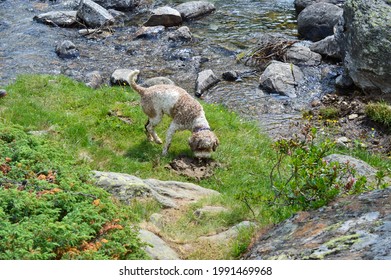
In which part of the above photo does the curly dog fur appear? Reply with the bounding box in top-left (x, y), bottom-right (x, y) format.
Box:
top-left (127, 70), bottom-right (219, 158)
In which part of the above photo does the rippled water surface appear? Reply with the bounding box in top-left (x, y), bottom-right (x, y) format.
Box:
top-left (0, 0), bottom-right (338, 136)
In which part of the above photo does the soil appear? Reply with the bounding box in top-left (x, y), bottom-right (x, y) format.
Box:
top-left (165, 155), bottom-right (221, 180)
top-left (306, 90), bottom-right (391, 156)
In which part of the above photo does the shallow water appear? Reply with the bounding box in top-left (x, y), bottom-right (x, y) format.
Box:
top-left (0, 0), bottom-right (339, 137)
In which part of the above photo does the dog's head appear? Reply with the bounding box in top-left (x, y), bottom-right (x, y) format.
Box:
top-left (188, 129), bottom-right (219, 158)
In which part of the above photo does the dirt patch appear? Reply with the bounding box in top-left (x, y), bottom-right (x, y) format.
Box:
top-left (306, 91), bottom-right (391, 156)
top-left (165, 155), bottom-right (221, 180)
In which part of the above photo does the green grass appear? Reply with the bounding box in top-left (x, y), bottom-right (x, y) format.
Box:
top-left (365, 101), bottom-right (391, 129)
top-left (1, 74), bottom-right (390, 259)
top-left (1, 75), bottom-right (276, 195)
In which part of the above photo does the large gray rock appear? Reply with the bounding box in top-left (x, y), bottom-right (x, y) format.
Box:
top-left (284, 44), bottom-right (322, 66)
top-left (77, 0), bottom-right (115, 28)
top-left (310, 35), bottom-right (342, 60)
top-left (94, 0), bottom-right (138, 11)
top-left (244, 186), bottom-right (391, 260)
top-left (337, 0), bottom-right (391, 94)
top-left (144, 6), bottom-right (182, 27)
top-left (175, 1), bottom-right (216, 20)
top-left (91, 171), bottom-right (220, 209)
top-left (294, 0), bottom-right (345, 14)
top-left (297, 3), bottom-right (343, 42)
top-left (33, 11), bottom-right (79, 27)
top-left (259, 61), bottom-right (304, 98)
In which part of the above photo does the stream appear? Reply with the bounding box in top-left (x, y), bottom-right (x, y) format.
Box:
top-left (0, 0), bottom-right (342, 137)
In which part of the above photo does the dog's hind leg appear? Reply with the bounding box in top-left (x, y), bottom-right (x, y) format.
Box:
top-left (162, 122), bottom-right (178, 156)
top-left (145, 115), bottom-right (163, 144)
top-left (144, 120), bottom-right (154, 142)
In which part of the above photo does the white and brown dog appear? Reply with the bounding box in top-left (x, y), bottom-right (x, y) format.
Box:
top-left (127, 70), bottom-right (219, 158)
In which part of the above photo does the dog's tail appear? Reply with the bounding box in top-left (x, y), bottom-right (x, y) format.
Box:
top-left (127, 70), bottom-right (146, 95)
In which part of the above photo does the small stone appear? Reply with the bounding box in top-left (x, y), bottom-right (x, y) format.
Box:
top-left (348, 113), bottom-right (359, 120)
top-left (222, 71), bottom-right (239, 82)
top-left (110, 69), bottom-right (135, 85)
top-left (144, 6), bottom-right (182, 27)
top-left (0, 89), bottom-right (7, 98)
top-left (55, 40), bottom-right (79, 59)
top-left (337, 137), bottom-right (349, 143)
top-left (85, 71), bottom-right (104, 89)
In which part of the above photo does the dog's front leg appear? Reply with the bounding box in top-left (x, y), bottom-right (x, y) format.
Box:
top-left (162, 122), bottom-right (177, 156)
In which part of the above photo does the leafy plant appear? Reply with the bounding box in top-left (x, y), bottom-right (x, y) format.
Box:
top-left (268, 124), bottom-right (367, 210)
top-left (0, 124), bottom-right (148, 260)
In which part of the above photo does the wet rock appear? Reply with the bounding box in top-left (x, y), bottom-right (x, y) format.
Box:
top-left (222, 71), bottom-right (239, 82)
top-left (91, 171), bottom-right (220, 209)
top-left (85, 71), bottom-right (104, 89)
top-left (134, 25), bottom-right (165, 40)
top-left (139, 229), bottom-right (180, 260)
top-left (175, 1), bottom-right (216, 20)
top-left (168, 26), bottom-right (192, 42)
top-left (77, 0), bottom-right (115, 28)
top-left (33, 11), bottom-right (79, 27)
top-left (337, 0), bottom-right (391, 94)
top-left (259, 61), bottom-right (304, 98)
top-left (142, 77), bottom-right (175, 87)
top-left (284, 44), bottom-right (322, 66)
top-left (195, 69), bottom-right (220, 96)
top-left (244, 186), bottom-right (391, 260)
top-left (55, 40), bottom-right (79, 59)
top-left (297, 3), bottom-right (343, 42)
top-left (294, 0), bottom-right (345, 14)
top-left (310, 35), bottom-right (342, 60)
top-left (110, 68), bottom-right (136, 85)
top-left (94, 0), bottom-right (139, 11)
top-left (107, 8), bottom-right (127, 24)
top-left (144, 6), bottom-right (182, 27)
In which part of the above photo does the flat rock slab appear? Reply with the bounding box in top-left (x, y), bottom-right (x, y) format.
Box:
top-left (244, 186), bottom-right (391, 260)
top-left (33, 11), bottom-right (79, 27)
top-left (139, 229), bottom-right (180, 260)
top-left (199, 221), bottom-right (256, 243)
top-left (92, 171), bottom-right (220, 209)
top-left (175, 1), bottom-right (216, 20)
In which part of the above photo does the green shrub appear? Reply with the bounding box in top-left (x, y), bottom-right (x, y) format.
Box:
top-left (319, 106), bottom-right (340, 119)
top-left (0, 124), bottom-right (148, 260)
top-left (269, 124), bottom-right (367, 210)
top-left (365, 101), bottom-right (391, 129)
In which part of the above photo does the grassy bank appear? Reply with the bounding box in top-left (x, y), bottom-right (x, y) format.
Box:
top-left (1, 74), bottom-right (390, 259)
